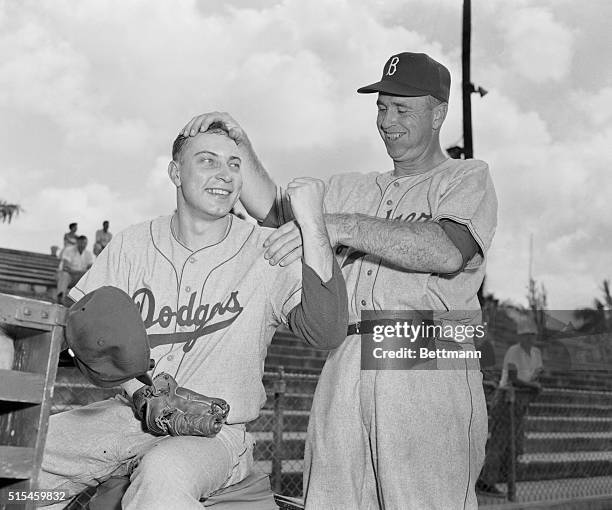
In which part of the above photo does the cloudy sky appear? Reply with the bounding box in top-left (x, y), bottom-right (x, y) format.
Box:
top-left (1, 0), bottom-right (610, 310)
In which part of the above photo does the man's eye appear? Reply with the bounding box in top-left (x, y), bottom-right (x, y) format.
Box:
top-left (398, 109), bottom-right (408, 114)
top-left (377, 105), bottom-right (386, 111)
top-left (229, 162), bottom-right (241, 169)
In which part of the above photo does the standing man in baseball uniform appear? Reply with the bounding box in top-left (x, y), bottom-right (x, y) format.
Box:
top-left (39, 123), bottom-right (347, 509)
top-left (182, 51), bottom-right (497, 509)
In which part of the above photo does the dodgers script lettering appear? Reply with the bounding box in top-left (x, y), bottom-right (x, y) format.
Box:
top-left (132, 288), bottom-right (243, 352)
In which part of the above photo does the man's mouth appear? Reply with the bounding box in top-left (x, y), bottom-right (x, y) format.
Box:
top-left (205, 188), bottom-right (231, 196)
top-left (384, 132), bottom-right (405, 142)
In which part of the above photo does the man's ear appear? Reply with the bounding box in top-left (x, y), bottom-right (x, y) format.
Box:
top-left (432, 103), bottom-right (448, 130)
top-left (168, 161), bottom-right (181, 187)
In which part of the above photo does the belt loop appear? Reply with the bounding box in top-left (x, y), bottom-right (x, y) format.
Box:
top-left (355, 322), bottom-right (360, 334)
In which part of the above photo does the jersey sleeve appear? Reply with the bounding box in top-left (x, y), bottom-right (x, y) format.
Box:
top-left (432, 161), bottom-right (498, 269)
top-left (68, 232), bottom-right (130, 302)
top-left (265, 259), bottom-right (303, 325)
top-left (260, 187), bottom-right (295, 228)
top-left (260, 174), bottom-right (343, 228)
top-left (286, 259), bottom-right (348, 350)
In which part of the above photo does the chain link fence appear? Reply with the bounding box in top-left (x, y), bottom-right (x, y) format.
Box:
top-left (477, 368), bottom-right (612, 506)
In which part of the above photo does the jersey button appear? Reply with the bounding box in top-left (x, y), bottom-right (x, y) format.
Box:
top-left (367, 270), bottom-right (373, 276)
top-left (167, 355), bottom-right (174, 361)
top-left (185, 286), bottom-right (191, 292)
top-left (393, 181), bottom-right (400, 187)
top-left (386, 200), bottom-right (393, 206)
top-left (189, 257), bottom-right (196, 264)
top-left (361, 299), bottom-right (366, 306)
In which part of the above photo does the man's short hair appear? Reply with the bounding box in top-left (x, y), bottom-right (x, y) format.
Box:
top-left (77, 235), bottom-right (88, 242)
top-left (172, 122), bottom-right (230, 162)
top-left (69, 222), bottom-right (77, 230)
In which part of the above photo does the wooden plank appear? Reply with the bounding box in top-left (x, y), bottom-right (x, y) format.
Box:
top-left (0, 260), bottom-right (57, 271)
top-left (0, 265), bottom-right (56, 275)
top-left (0, 446), bottom-right (34, 478)
top-left (0, 274), bottom-right (55, 285)
top-left (29, 324), bottom-right (63, 489)
top-left (0, 264), bottom-right (57, 274)
top-left (0, 255), bottom-right (57, 265)
top-left (0, 273), bottom-right (56, 286)
top-left (0, 370), bottom-right (45, 403)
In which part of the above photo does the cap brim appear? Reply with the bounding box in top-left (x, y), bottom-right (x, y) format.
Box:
top-left (74, 357), bottom-right (152, 388)
top-left (357, 80), bottom-right (432, 97)
top-left (136, 373), bottom-right (153, 386)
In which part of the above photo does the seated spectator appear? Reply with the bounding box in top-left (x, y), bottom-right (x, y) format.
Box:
top-left (63, 222), bottom-right (79, 248)
top-left (56, 235), bottom-right (94, 303)
top-left (476, 315), bottom-right (543, 497)
top-left (93, 220), bottom-right (112, 256)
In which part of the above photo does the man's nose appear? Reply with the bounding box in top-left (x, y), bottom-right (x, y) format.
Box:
top-left (215, 164), bottom-right (233, 182)
top-left (380, 109), bottom-right (398, 128)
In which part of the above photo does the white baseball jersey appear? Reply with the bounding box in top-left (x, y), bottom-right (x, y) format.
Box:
top-left (323, 157), bottom-right (497, 323)
top-left (69, 214), bottom-right (302, 424)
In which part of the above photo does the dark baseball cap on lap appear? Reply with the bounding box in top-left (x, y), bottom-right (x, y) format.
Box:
top-left (65, 286), bottom-right (154, 388)
top-left (357, 52), bottom-right (450, 103)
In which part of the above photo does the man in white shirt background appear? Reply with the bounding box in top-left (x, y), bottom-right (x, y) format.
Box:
top-left (56, 235), bottom-right (94, 304)
top-left (477, 315), bottom-right (544, 497)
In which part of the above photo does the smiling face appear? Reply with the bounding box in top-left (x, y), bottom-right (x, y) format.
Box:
top-left (169, 132), bottom-right (242, 222)
top-left (376, 94), bottom-right (444, 165)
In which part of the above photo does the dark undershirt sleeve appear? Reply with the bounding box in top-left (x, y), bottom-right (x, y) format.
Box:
top-left (286, 258), bottom-right (348, 350)
top-left (260, 188), bottom-right (295, 228)
top-left (438, 219), bottom-right (480, 270)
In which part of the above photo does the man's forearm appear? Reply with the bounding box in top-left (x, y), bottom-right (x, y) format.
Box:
top-left (238, 149), bottom-right (277, 221)
top-left (326, 213), bottom-right (463, 274)
top-left (300, 224), bottom-right (334, 282)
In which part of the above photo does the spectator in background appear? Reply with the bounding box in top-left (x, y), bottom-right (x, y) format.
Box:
top-left (63, 223), bottom-right (78, 248)
top-left (56, 235), bottom-right (94, 304)
top-left (93, 220), bottom-right (112, 256)
top-left (476, 314), bottom-right (544, 497)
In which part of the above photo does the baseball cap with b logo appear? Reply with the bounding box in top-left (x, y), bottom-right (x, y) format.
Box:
top-left (65, 286), bottom-right (154, 388)
top-left (357, 52), bottom-right (450, 103)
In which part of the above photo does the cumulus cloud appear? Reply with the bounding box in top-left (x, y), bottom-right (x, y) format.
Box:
top-left (0, 0), bottom-right (609, 311)
top-left (501, 6), bottom-right (575, 83)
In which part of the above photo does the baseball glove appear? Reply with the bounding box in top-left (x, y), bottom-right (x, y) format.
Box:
top-left (132, 372), bottom-right (230, 437)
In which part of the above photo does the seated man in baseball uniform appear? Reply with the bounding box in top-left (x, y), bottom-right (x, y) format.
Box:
top-left (39, 123), bottom-right (348, 509)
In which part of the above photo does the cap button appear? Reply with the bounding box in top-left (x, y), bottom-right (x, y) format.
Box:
top-left (97, 339), bottom-right (105, 346)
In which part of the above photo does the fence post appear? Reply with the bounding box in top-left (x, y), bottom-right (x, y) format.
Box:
top-left (271, 366), bottom-right (286, 493)
top-left (507, 386), bottom-right (517, 502)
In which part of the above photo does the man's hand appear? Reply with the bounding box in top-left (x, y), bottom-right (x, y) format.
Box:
top-left (263, 221), bottom-right (303, 267)
top-left (286, 178), bottom-right (326, 233)
top-left (181, 111), bottom-right (250, 147)
top-left (180, 112), bottom-right (278, 221)
top-left (262, 178), bottom-right (330, 267)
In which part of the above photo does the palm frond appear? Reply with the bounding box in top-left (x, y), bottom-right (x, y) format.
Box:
top-left (0, 201), bottom-right (22, 223)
